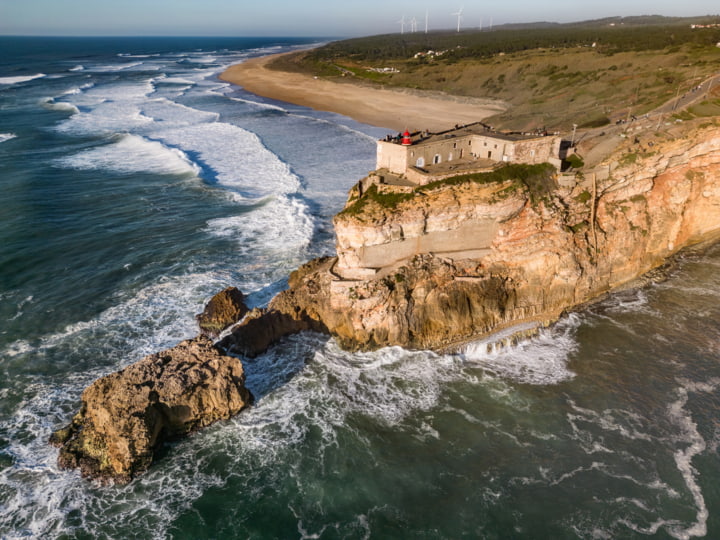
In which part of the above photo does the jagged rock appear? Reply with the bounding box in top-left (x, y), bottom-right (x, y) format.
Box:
top-left (50, 336), bottom-right (252, 483)
top-left (196, 286), bottom-right (249, 338)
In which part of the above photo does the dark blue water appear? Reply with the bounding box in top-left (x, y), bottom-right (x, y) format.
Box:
top-left (1, 37), bottom-right (719, 539)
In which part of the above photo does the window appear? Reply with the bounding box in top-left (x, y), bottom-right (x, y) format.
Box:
top-left (433, 154), bottom-right (441, 164)
top-left (416, 157), bottom-right (425, 167)
top-left (488, 151), bottom-right (492, 159)
top-left (448, 152), bottom-right (453, 161)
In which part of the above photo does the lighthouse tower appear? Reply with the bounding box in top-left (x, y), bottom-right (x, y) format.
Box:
top-left (401, 130), bottom-right (412, 146)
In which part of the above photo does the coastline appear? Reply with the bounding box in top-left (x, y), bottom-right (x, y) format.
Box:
top-left (220, 52), bottom-right (508, 133)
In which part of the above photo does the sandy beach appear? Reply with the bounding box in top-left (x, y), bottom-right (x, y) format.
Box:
top-left (220, 53), bottom-right (507, 133)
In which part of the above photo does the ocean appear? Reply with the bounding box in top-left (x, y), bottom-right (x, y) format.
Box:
top-left (0, 36), bottom-right (718, 539)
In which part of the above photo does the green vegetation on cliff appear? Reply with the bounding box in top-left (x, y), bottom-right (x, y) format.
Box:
top-left (339, 163), bottom-right (557, 219)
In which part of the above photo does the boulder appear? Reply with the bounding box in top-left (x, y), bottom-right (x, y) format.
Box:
top-left (196, 286), bottom-right (249, 338)
top-left (50, 335), bottom-right (252, 483)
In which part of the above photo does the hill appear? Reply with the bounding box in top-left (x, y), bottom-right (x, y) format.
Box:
top-left (270, 16), bottom-right (720, 131)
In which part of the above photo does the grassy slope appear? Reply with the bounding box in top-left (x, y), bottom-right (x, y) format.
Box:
top-left (270, 17), bottom-right (720, 131)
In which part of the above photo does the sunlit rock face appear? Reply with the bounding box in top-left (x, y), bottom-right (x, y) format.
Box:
top-left (222, 125), bottom-right (720, 353)
top-left (51, 336), bottom-right (252, 483)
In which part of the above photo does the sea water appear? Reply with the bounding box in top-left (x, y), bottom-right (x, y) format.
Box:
top-left (0, 37), bottom-right (719, 539)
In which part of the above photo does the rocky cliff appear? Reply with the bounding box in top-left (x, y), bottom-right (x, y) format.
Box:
top-left (220, 121), bottom-right (720, 354)
top-left (53, 120), bottom-right (720, 482)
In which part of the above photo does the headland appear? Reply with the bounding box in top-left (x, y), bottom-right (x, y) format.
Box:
top-left (53, 28), bottom-right (720, 483)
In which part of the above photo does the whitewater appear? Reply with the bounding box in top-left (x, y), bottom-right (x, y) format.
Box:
top-left (1, 37), bottom-right (719, 539)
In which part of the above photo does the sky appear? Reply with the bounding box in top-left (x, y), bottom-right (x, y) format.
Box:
top-left (1, 0), bottom-right (718, 37)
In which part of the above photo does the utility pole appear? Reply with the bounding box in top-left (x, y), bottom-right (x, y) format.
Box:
top-left (672, 81), bottom-right (682, 111)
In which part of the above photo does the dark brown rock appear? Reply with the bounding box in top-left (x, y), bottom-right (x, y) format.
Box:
top-left (196, 286), bottom-right (249, 338)
top-left (51, 336), bottom-right (252, 483)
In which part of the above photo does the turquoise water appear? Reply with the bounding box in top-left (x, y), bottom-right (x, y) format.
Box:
top-left (1, 37), bottom-right (719, 539)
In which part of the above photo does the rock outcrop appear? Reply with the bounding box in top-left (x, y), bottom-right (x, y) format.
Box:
top-left (220, 122), bottom-right (720, 354)
top-left (196, 286), bottom-right (249, 338)
top-left (51, 336), bottom-right (251, 483)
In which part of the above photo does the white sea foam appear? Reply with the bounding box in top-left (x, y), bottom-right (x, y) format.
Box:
top-left (55, 80), bottom-right (156, 134)
top-left (462, 314), bottom-right (580, 385)
top-left (157, 121), bottom-right (301, 197)
top-left (40, 97), bottom-right (80, 114)
top-left (0, 73), bottom-right (46, 85)
top-left (567, 400), bottom-right (653, 443)
top-left (660, 380), bottom-right (717, 539)
top-left (226, 95), bottom-right (288, 113)
top-left (156, 76), bottom-right (195, 85)
top-left (233, 338), bottom-right (459, 461)
top-left (89, 61), bottom-right (145, 72)
top-left (58, 133), bottom-right (201, 177)
top-left (183, 55), bottom-right (218, 64)
top-left (69, 65), bottom-right (84, 72)
top-left (141, 97), bottom-right (219, 127)
top-left (205, 195), bottom-right (314, 290)
top-left (0, 132), bottom-right (16, 143)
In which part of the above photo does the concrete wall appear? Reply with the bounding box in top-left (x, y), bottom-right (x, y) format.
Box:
top-left (335, 218), bottom-right (500, 279)
top-left (356, 219), bottom-right (498, 269)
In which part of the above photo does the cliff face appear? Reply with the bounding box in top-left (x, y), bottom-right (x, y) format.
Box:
top-left (220, 124), bottom-right (720, 355)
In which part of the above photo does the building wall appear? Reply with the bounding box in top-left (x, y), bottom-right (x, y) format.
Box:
top-left (376, 141), bottom-right (409, 174)
top-left (471, 135), bottom-right (509, 161)
top-left (408, 136), bottom-right (475, 168)
top-left (378, 134), bottom-right (562, 176)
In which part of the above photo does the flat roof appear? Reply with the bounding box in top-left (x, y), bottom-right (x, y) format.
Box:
top-left (380, 122), bottom-right (552, 147)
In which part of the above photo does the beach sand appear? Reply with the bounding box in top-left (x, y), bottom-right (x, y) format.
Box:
top-left (220, 53), bottom-right (508, 133)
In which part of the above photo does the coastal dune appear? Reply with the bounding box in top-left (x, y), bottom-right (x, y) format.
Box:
top-left (220, 53), bottom-right (507, 132)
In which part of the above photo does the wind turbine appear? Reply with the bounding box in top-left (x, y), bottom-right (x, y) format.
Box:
top-left (425, 9), bottom-right (429, 33)
top-left (452, 6), bottom-right (464, 33)
top-left (410, 17), bottom-right (418, 33)
top-left (398, 15), bottom-right (406, 34)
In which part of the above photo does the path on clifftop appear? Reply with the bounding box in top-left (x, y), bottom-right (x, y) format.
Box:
top-left (576, 72), bottom-right (720, 168)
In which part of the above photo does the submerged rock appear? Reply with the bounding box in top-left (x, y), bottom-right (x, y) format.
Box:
top-left (196, 286), bottom-right (249, 338)
top-left (50, 336), bottom-right (252, 484)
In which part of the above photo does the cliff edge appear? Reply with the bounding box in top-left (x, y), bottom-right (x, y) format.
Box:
top-left (221, 120), bottom-right (720, 354)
